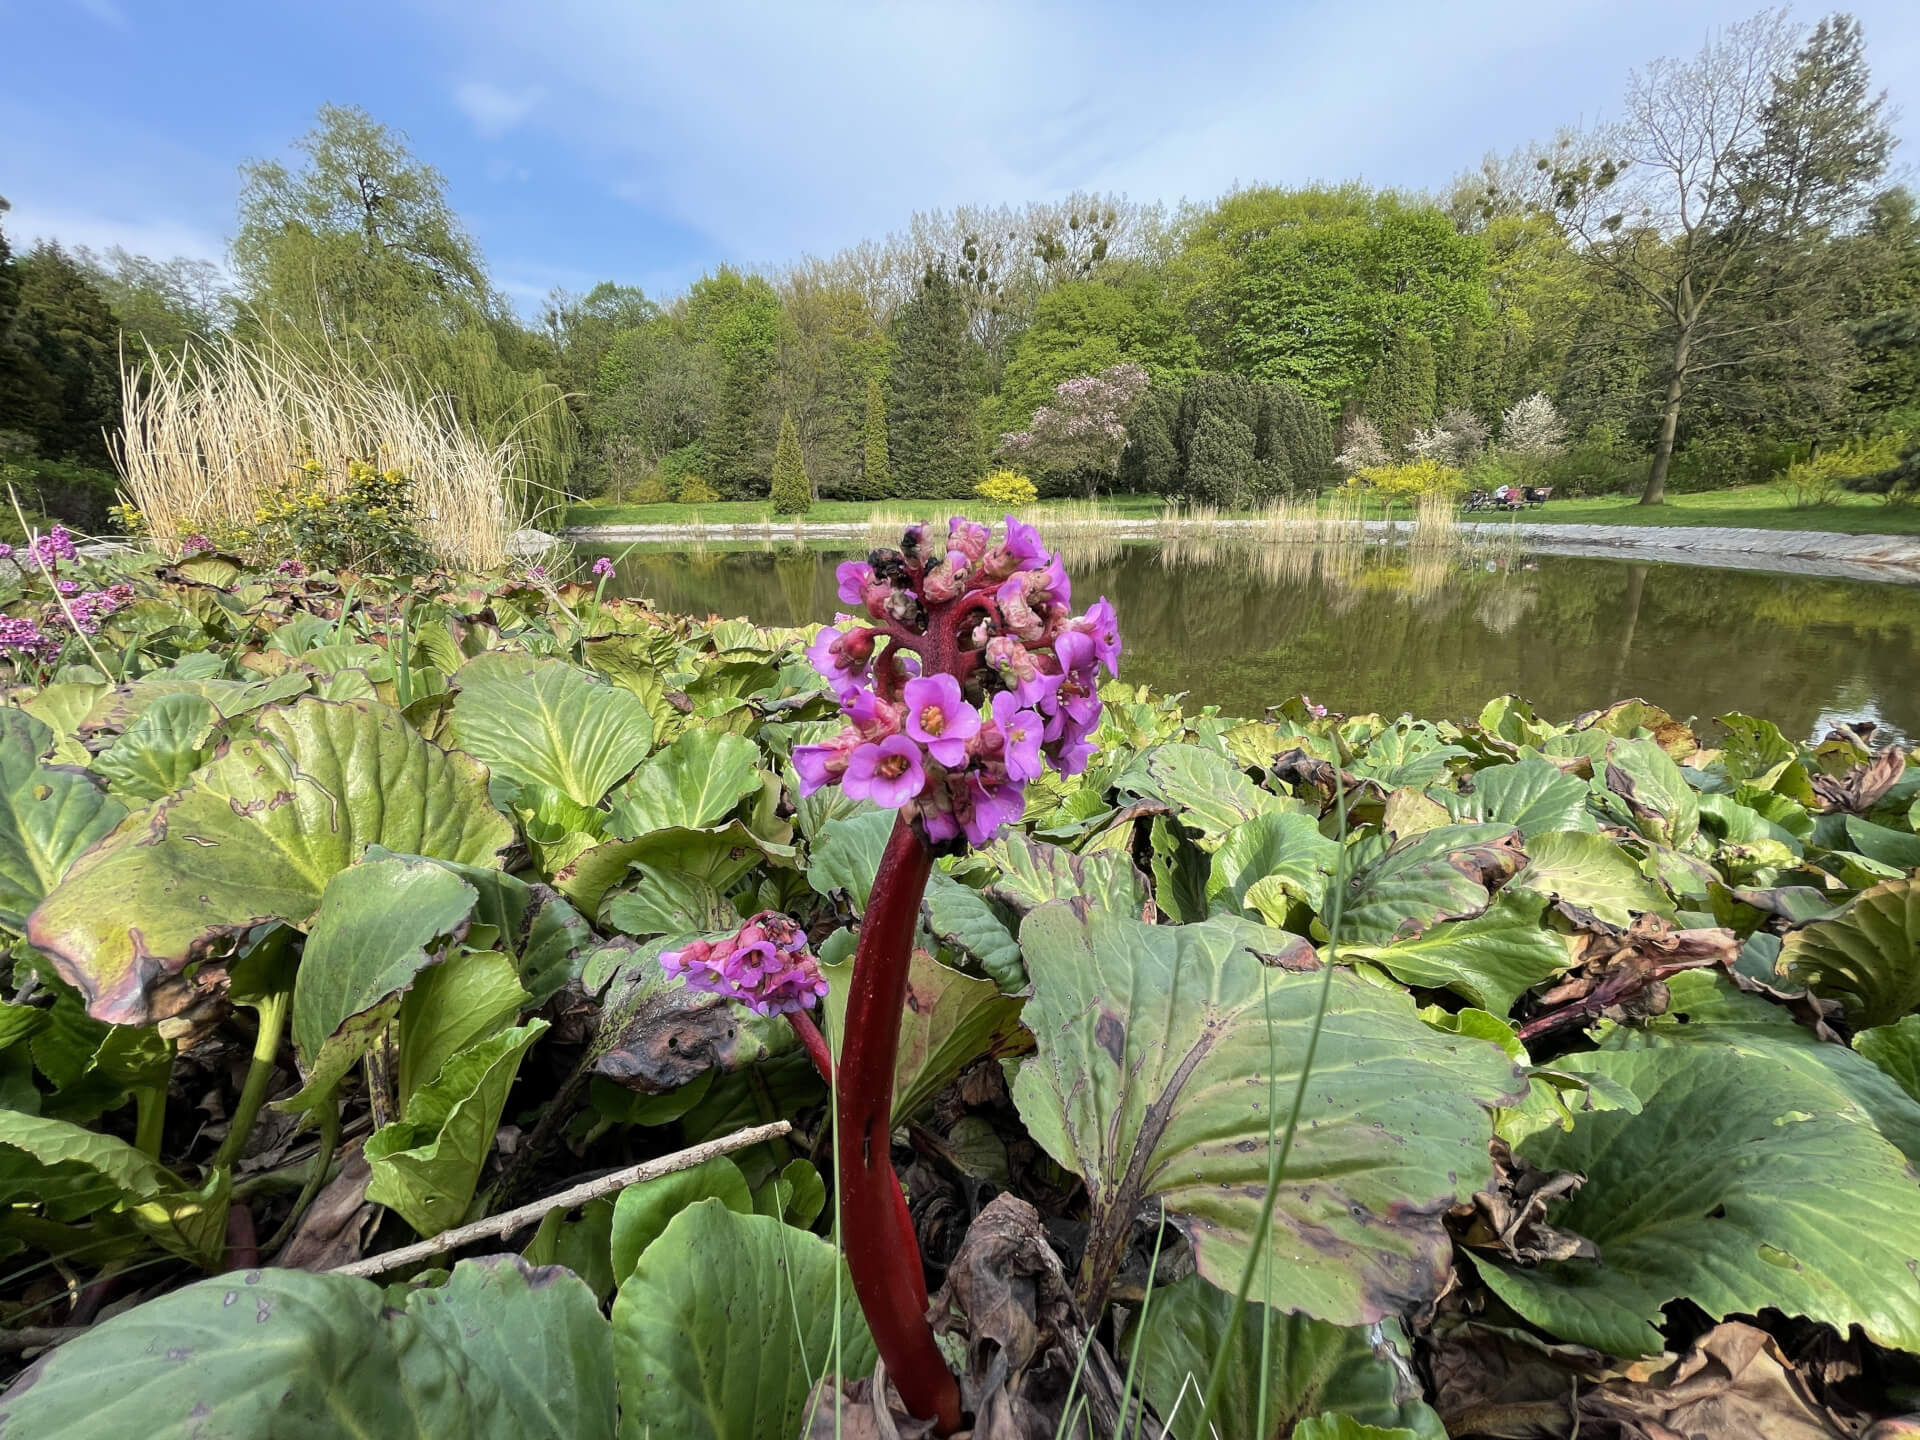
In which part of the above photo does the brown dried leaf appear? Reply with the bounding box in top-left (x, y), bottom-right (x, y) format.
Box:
top-left (1452, 1139), bottom-right (1598, 1267)
top-left (1810, 745), bottom-right (1908, 816)
top-left (278, 1139), bottom-right (373, 1271)
top-left (1579, 1322), bottom-right (1850, 1440)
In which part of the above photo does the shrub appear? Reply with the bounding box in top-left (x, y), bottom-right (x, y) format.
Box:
top-left (626, 472), bottom-right (671, 506)
top-left (1795, 432), bottom-right (1910, 506)
top-left (1351, 458), bottom-right (1465, 505)
top-left (1536, 425), bottom-right (1642, 497)
top-left (659, 442), bottom-right (706, 493)
top-left (974, 469), bottom-right (1038, 507)
top-left (248, 457), bottom-right (435, 574)
top-left (770, 412), bottom-right (812, 516)
top-left (678, 474), bottom-right (720, 505)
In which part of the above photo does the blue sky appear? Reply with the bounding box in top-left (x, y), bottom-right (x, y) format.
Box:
top-left (4, 0), bottom-right (1917, 315)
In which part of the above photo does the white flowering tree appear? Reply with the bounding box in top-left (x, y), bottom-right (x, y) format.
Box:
top-left (1333, 416), bottom-right (1390, 476)
top-left (998, 363), bottom-right (1150, 499)
top-left (1410, 406), bottom-right (1490, 468)
top-left (1500, 393), bottom-right (1569, 465)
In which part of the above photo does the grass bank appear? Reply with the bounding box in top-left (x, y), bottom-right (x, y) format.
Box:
top-left (561, 485), bottom-right (1920, 537)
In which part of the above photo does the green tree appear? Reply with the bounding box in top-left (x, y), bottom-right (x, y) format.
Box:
top-left (1257, 383), bottom-right (1334, 494)
top-left (1184, 406), bottom-right (1257, 506)
top-left (12, 242), bottom-right (123, 465)
top-left (771, 270), bottom-right (885, 497)
top-left (769, 410), bottom-right (812, 514)
top-left (1176, 186), bottom-right (1488, 409)
top-left (991, 267), bottom-right (1199, 435)
top-left (686, 268), bottom-right (781, 499)
top-left (888, 268), bottom-right (982, 498)
top-left (1116, 382), bottom-right (1180, 494)
top-left (861, 373), bottom-right (892, 498)
top-left (1533, 12), bottom-right (1892, 503)
top-left (232, 104), bottom-right (573, 493)
top-left (1363, 329), bottom-right (1437, 453)
top-left (0, 198), bottom-right (61, 452)
top-left (72, 246), bottom-right (227, 356)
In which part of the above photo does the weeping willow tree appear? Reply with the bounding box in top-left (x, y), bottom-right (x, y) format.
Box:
top-left (231, 104), bottom-right (574, 507)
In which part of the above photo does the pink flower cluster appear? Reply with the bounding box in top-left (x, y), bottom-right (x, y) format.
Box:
top-left (792, 516), bottom-right (1120, 849)
top-left (660, 911), bottom-right (829, 1017)
top-left (591, 556), bottom-right (615, 579)
top-left (0, 526), bottom-right (133, 665)
top-left (276, 558), bottom-right (308, 579)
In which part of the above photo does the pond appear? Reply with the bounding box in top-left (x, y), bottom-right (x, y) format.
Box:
top-left (578, 538), bottom-right (1920, 742)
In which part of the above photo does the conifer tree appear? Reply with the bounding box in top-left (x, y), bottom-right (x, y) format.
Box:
top-left (861, 373), bottom-right (892, 498)
top-left (770, 409), bottom-right (812, 515)
top-left (888, 269), bottom-right (982, 497)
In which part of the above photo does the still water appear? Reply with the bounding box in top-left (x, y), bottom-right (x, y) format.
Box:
top-left (581, 539), bottom-right (1920, 741)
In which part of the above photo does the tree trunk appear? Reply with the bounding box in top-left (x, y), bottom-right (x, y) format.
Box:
top-left (1640, 329), bottom-right (1693, 507)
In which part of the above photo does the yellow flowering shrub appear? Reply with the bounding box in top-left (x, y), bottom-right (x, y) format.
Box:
top-left (974, 470), bottom-right (1039, 507)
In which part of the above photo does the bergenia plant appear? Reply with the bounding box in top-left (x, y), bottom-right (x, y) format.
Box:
top-left (695, 516), bottom-right (1112, 1429)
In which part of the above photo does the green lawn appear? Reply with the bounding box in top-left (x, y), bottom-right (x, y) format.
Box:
top-left (1499, 486), bottom-right (1920, 536)
top-left (558, 485), bottom-right (1920, 537)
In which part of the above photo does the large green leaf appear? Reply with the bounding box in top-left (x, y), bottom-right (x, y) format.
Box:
top-left (289, 857), bottom-right (479, 1109)
top-left (397, 947), bottom-right (529, 1107)
top-left (88, 692), bottom-right (217, 801)
top-left (1782, 879), bottom-right (1920, 1028)
top-left (921, 870), bottom-right (1025, 991)
top-left (1342, 890), bottom-right (1570, 1014)
top-left (611, 1200), bottom-right (876, 1440)
top-left (1127, 1273), bottom-right (1445, 1440)
top-left (1597, 738), bottom-right (1699, 848)
top-left (603, 866), bottom-right (734, 938)
top-left (0, 710), bottom-right (126, 933)
top-left (1012, 906), bottom-right (1523, 1322)
top-left (1856, 1016), bottom-right (1920, 1102)
top-left (1347, 723), bottom-right (1469, 790)
top-left (451, 652), bottom-right (654, 807)
top-left (821, 945), bottom-right (1026, 1123)
top-left (607, 727), bottom-right (761, 840)
top-left (1478, 1042), bottom-right (1920, 1357)
top-left (1445, 755), bottom-right (1596, 838)
top-left (1509, 829), bottom-right (1673, 927)
top-left (30, 698), bottom-right (513, 1025)
top-left (364, 1021), bottom-right (547, 1236)
top-left (1718, 711), bottom-right (1814, 802)
top-left (1598, 970), bottom-right (1920, 1163)
top-left (805, 806), bottom-right (897, 912)
top-left (0, 1256), bottom-right (614, 1439)
top-left (0, 1109), bottom-right (227, 1266)
top-left (1116, 744), bottom-right (1281, 844)
top-left (977, 831), bottom-right (1147, 918)
top-left (1339, 824), bottom-right (1526, 947)
top-left (1210, 809), bottom-right (1343, 918)
top-left (608, 1154), bottom-right (753, 1281)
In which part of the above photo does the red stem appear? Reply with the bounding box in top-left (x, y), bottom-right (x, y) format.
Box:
top-left (836, 814), bottom-right (962, 1432)
top-left (787, 1009), bottom-right (834, 1085)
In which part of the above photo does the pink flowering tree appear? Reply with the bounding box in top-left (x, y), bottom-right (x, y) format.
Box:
top-left (998, 362), bottom-right (1149, 499)
top-left (659, 516), bottom-right (1119, 1431)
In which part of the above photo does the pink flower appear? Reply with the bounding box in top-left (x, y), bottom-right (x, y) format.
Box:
top-left (526, 564), bottom-right (548, 582)
top-left (835, 560), bottom-right (874, 604)
top-left (661, 912), bottom-right (829, 1017)
top-left (592, 556), bottom-right (616, 579)
top-left (275, 558), bottom-right (308, 578)
top-left (807, 622), bottom-right (874, 701)
top-left (990, 691), bottom-right (1044, 782)
top-left (1074, 597), bottom-right (1122, 676)
top-left (843, 734), bottom-right (927, 809)
top-left (181, 534), bottom-right (212, 557)
top-left (960, 774), bottom-right (1025, 847)
top-left (903, 673), bottom-right (979, 767)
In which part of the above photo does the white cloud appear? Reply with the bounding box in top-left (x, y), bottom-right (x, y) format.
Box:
top-left (453, 80), bottom-right (543, 140)
top-left (3, 199), bottom-right (228, 271)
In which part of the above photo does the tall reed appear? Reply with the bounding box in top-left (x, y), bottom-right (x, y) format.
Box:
top-left (114, 334), bottom-right (538, 570)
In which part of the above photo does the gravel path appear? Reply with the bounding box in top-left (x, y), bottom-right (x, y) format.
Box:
top-left (564, 517), bottom-right (1920, 583)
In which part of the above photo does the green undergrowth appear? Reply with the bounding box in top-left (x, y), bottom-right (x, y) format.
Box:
top-left (0, 543), bottom-right (1917, 1437)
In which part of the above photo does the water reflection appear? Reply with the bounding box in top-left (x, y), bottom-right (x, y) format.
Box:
top-left (579, 539), bottom-right (1920, 740)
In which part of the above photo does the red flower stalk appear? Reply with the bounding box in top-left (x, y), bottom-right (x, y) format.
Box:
top-left (665, 517), bottom-right (1120, 1433)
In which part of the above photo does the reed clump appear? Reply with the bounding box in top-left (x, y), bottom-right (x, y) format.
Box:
top-left (113, 335), bottom-right (535, 570)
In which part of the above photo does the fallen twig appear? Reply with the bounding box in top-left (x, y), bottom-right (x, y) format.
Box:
top-left (326, 1119), bottom-right (791, 1278)
top-left (0, 1326), bottom-right (88, 1355)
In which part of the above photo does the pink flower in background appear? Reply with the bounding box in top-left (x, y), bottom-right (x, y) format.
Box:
top-left (661, 912), bottom-right (828, 1017)
top-left (591, 556), bottom-right (615, 579)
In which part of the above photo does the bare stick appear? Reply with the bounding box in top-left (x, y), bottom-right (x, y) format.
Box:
top-left (326, 1119), bottom-right (791, 1279)
top-left (0, 1326), bottom-right (88, 1355)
